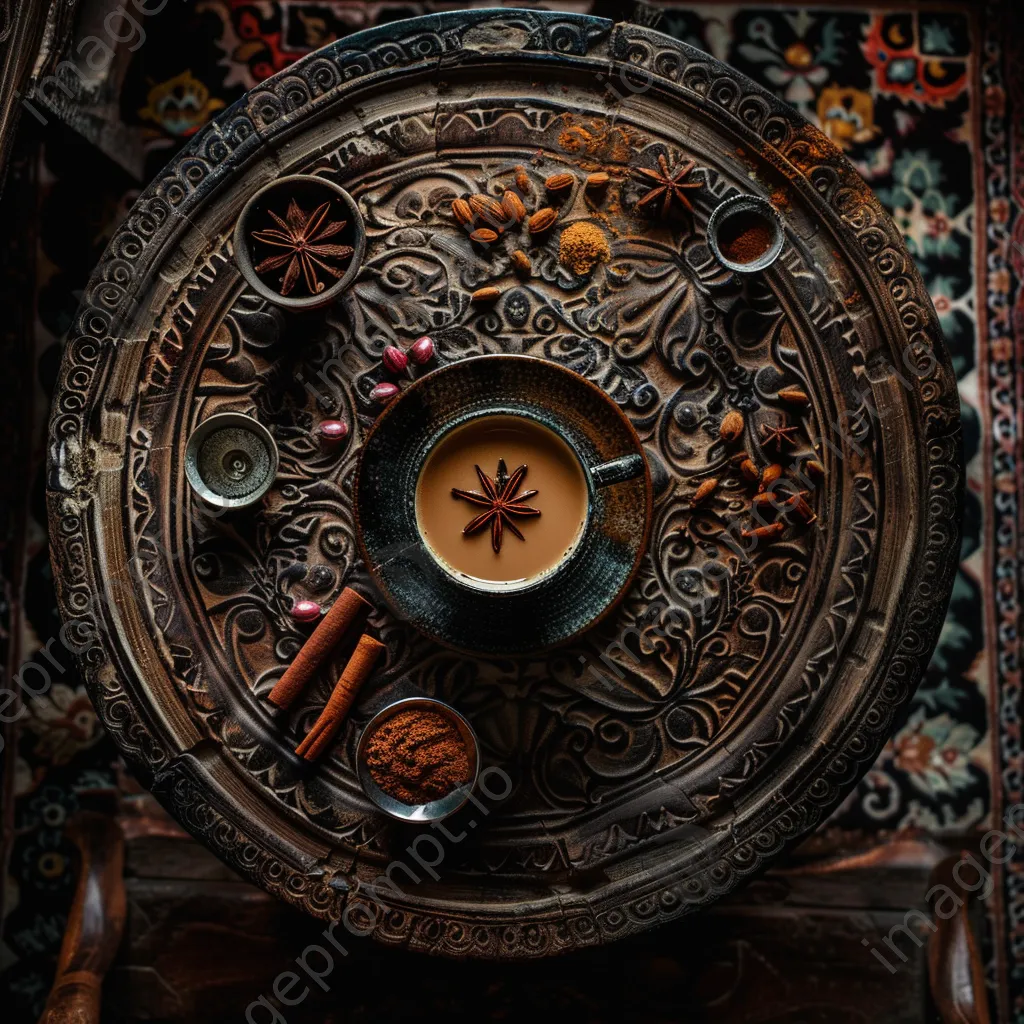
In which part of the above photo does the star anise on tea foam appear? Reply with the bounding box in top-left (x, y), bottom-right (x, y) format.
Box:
top-left (251, 199), bottom-right (353, 297)
top-left (452, 459), bottom-right (541, 554)
top-left (632, 154), bottom-right (702, 218)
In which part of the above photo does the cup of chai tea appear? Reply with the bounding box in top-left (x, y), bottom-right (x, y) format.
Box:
top-left (355, 355), bottom-right (651, 655)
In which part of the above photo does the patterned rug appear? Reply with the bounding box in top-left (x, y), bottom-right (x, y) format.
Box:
top-left (1, 2), bottom-right (1020, 1019)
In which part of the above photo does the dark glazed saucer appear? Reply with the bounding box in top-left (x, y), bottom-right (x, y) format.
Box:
top-left (355, 355), bottom-right (652, 655)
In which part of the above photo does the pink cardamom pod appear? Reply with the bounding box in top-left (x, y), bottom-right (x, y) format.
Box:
top-left (290, 600), bottom-right (322, 623)
top-left (370, 381), bottom-right (400, 404)
top-left (408, 336), bottom-right (435, 365)
top-left (382, 345), bottom-right (408, 375)
top-left (316, 420), bottom-right (349, 443)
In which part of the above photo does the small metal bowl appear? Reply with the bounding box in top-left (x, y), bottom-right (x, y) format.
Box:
top-left (707, 194), bottom-right (785, 273)
top-left (233, 173), bottom-right (365, 311)
top-left (356, 697), bottom-right (480, 823)
top-left (184, 412), bottom-right (279, 510)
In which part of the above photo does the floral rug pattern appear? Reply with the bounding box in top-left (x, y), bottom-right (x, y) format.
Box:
top-left (0, 2), bottom-right (1018, 1020)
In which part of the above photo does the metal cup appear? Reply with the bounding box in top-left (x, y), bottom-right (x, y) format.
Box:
top-left (707, 194), bottom-right (785, 273)
top-left (184, 412), bottom-right (279, 510)
top-left (356, 697), bottom-right (480, 822)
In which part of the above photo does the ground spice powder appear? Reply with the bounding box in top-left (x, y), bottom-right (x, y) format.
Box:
top-left (364, 708), bottom-right (472, 804)
top-left (717, 210), bottom-right (774, 264)
top-left (558, 220), bottom-right (610, 276)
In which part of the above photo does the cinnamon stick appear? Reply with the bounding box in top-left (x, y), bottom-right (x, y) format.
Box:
top-left (268, 587), bottom-right (371, 709)
top-left (295, 634), bottom-right (386, 761)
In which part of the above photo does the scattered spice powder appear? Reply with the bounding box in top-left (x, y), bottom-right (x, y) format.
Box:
top-left (364, 708), bottom-right (472, 805)
top-left (558, 221), bottom-right (610, 276)
top-left (717, 210), bottom-right (774, 265)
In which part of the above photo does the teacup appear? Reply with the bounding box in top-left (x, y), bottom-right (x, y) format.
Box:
top-left (355, 355), bottom-right (651, 655)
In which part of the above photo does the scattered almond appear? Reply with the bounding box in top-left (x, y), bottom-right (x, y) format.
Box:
top-left (778, 387), bottom-right (810, 406)
top-left (469, 194), bottom-right (507, 224)
top-left (585, 172), bottom-right (610, 190)
top-left (545, 172), bottom-right (574, 193)
top-left (740, 458), bottom-right (760, 483)
top-left (690, 478), bottom-right (719, 506)
top-left (528, 207), bottom-right (558, 234)
top-left (806, 459), bottom-right (825, 479)
top-left (502, 190), bottom-right (526, 223)
top-left (719, 410), bottom-right (745, 443)
top-left (469, 228), bottom-right (499, 244)
top-left (451, 198), bottom-right (473, 226)
top-left (759, 464), bottom-right (783, 491)
top-left (471, 286), bottom-right (501, 304)
top-left (510, 250), bottom-right (532, 274)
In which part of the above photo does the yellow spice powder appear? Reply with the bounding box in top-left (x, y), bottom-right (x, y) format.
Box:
top-left (558, 221), bottom-right (610, 276)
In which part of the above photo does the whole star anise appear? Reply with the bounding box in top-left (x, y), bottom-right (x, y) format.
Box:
top-left (632, 154), bottom-right (702, 218)
top-left (452, 459), bottom-right (540, 553)
top-left (760, 418), bottom-right (801, 452)
top-left (251, 199), bottom-right (353, 297)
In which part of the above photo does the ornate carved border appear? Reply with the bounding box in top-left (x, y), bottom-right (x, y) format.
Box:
top-left (46, 10), bottom-right (961, 955)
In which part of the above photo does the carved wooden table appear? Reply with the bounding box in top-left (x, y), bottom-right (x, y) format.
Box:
top-left (47, 10), bottom-right (961, 957)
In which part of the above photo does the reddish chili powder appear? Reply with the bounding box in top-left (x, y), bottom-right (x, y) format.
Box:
top-left (364, 709), bottom-right (472, 805)
top-left (717, 210), bottom-right (774, 264)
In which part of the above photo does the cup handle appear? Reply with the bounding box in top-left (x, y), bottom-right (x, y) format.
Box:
top-left (589, 453), bottom-right (645, 488)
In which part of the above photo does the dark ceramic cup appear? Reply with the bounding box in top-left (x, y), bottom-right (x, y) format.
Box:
top-left (355, 355), bottom-right (651, 655)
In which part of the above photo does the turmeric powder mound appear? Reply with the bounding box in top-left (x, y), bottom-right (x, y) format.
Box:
top-left (559, 221), bottom-right (611, 276)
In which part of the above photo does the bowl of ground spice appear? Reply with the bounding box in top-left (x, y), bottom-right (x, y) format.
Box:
top-left (356, 697), bottom-right (480, 821)
top-left (707, 194), bottom-right (784, 273)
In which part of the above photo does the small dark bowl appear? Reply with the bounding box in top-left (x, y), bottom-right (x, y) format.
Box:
top-left (355, 355), bottom-right (652, 656)
top-left (233, 174), bottom-right (365, 310)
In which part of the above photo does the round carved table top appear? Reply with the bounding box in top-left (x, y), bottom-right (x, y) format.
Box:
top-left (47, 10), bottom-right (961, 957)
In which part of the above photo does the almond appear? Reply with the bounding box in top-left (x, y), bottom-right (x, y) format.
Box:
top-left (510, 250), bottom-right (532, 274)
top-left (739, 458), bottom-right (760, 483)
top-left (471, 286), bottom-right (501, 304)
top-left (451, 198), bottom-right (474, 226)
top-left (719, 409), bottom-right (744, 443)
top-left (586, 172), bottom-right (610, 190)
top-left (469, 228), bottom-right (499, 244)
top-left (528, 207), bottom-right (558, 234)
top-left (759, 464), bottom-right (783, 491)
top-left (806, 459), bottom-right (824, 479)
top-left (778, 387), bottom-right (810, 406)
top-left (515, 167), bottom-right (530, 193)
top-left (502, 190), bottom-right (526, 223)
top-left (545, 172), bottom-right (575, 193)
top-left (469, 194), bottom-right (507, 224)
top-left (690, 477), bottom-right (718, 506)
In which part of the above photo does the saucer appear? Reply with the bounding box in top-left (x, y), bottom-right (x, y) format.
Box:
top-left (355, 355), bottom-right (651, 655)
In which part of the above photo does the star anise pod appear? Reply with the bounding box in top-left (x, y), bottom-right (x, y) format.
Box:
top-left (760, 418), bottom-right (801, 452)
top-left (452, 459), bottom-right (540, 554)
top-left (632, 154), bottom-right (702, 218)
top-left (251, 199), bottom-right (353, 297)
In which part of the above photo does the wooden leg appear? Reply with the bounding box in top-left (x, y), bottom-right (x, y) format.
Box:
top-left (928, 853), bottom-right (991, 1024)
top-left (38, 811), bottom-right (126, 1024)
